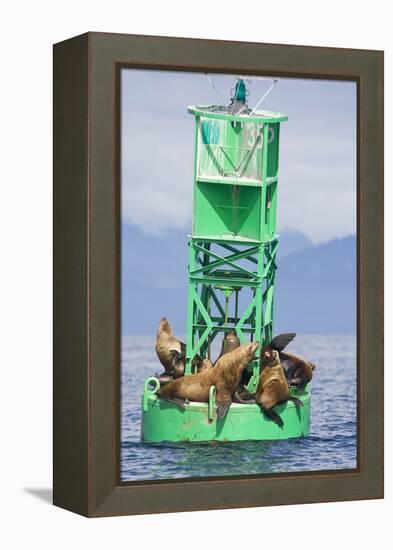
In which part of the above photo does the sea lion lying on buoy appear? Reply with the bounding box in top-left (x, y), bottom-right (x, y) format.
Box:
top-left (155, 317), bottom-right (201, 378)
top-left (279, 351), bottom-right (315, 386)
top-left (158, 342), bottom-right (259, 419)
top-left (255, 349), bottom-right (303, 427)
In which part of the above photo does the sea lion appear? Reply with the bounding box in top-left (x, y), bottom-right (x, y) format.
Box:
top-left (158, 342), bottom-right (259, 419)
top-left (279, 351), bottom-right (315, 386)
top-left (235, 332), bottom-right (297, 402)
top-left (217, 330), bottom-right (241, 361)
top-left (259, 332), bottom-right (315, 385)
top-left (241, 332), bottom-right (297, 386)
top-left (164, 350), bottom-right (211, 380)
top-left (155, 317), bottom-right (201, 377)
top-left (255, 349), bottom-right (303, 427)
top-left (155, 317), bottom-right (185, 372)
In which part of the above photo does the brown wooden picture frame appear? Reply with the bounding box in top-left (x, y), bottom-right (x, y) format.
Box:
top-left (53, 32), bottom-right (384, 517)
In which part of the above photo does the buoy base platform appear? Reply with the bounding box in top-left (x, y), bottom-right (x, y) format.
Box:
top-left (141, 378), bottom-right (311, 443)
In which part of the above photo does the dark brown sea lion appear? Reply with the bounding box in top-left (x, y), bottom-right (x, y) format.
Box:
top-left (158, 342), bottom-right (259, 419)
top-left (164, 349), bottom-right (210, 379)
top-left (279, 351), bottom-right (315, 386)
top-left (168, 349), bottom-right (186, 379)
top-left (255, 349), bottom-right (303, 427)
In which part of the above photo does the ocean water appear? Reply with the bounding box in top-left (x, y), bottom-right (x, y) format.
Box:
top-left (121, 334), bottom-right (357, 481)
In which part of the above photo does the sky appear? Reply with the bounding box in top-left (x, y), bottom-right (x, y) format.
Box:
top-left (121, 69), bottom-right (356, 244)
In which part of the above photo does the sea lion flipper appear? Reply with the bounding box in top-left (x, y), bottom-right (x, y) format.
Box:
top-left (160, 396), bottom-right (186, 410)
top-left (217, 400), bottom-right (231, 419)
top-left (216, 390), bottom-right (232, 420)
top-left (264, 408), bottom-right (284, 428)
top-left (287, 396), bottom-right (304, 408)
top-left (270, 333), bottom-right (296, 352)
top-left (233, 388), bottom-right (255, 404)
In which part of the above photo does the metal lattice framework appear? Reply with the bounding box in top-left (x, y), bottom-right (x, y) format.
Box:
top-left (185, 237), bottom-right (278, 390)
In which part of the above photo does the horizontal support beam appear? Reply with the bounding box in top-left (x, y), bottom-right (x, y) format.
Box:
top-left (195, 176), bottom-right (278, 188)
top-left (189, 276), bottom-right (261, 287)
top-left (192, 324), bottom-right (256, 333)
top-left (189, 235), bottom-right (279, 246)
top-left (208, 315), bottom-right (255, 325)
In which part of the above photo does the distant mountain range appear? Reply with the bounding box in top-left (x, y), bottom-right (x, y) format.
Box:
top-left (121, 225), bottom-right (356, 335)
top-left (274, 235), bottom-right (356, 333)
top-left (276, 230), bottom-right (313, 258)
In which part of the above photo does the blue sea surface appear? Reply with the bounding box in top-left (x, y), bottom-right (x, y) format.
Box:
top-left (121, 334), bottom-right (357, 481)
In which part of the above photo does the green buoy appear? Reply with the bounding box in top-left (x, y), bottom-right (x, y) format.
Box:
top-left (141, 78), bottom-right (311, 443)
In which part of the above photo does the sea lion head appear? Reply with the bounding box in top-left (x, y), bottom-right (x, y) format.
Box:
top-left (244, 341), bottom-right (259, 360)
top-left (200, 358), bottom-right (213, 372)
top-left (262, 349), bottom-right (280, 366)
top-left (158, 317), bottom-right (172, 336)
top-left (219, 329), bottom-right (241, 356)
top-left (169, 349), bottom-right (185, 378)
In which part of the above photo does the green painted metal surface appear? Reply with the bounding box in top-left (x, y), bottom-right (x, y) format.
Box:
top-left (141, 381), bottom-right (311, 443)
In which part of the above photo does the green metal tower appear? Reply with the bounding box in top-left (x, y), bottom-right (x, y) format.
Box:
top-left (185, 80), bottom-right (288, 392)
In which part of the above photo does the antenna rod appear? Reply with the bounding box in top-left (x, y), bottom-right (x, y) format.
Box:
top-left (248, 79), bottom-right (278, 117)
top-left (205, 73), bottom-right (226, 106)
